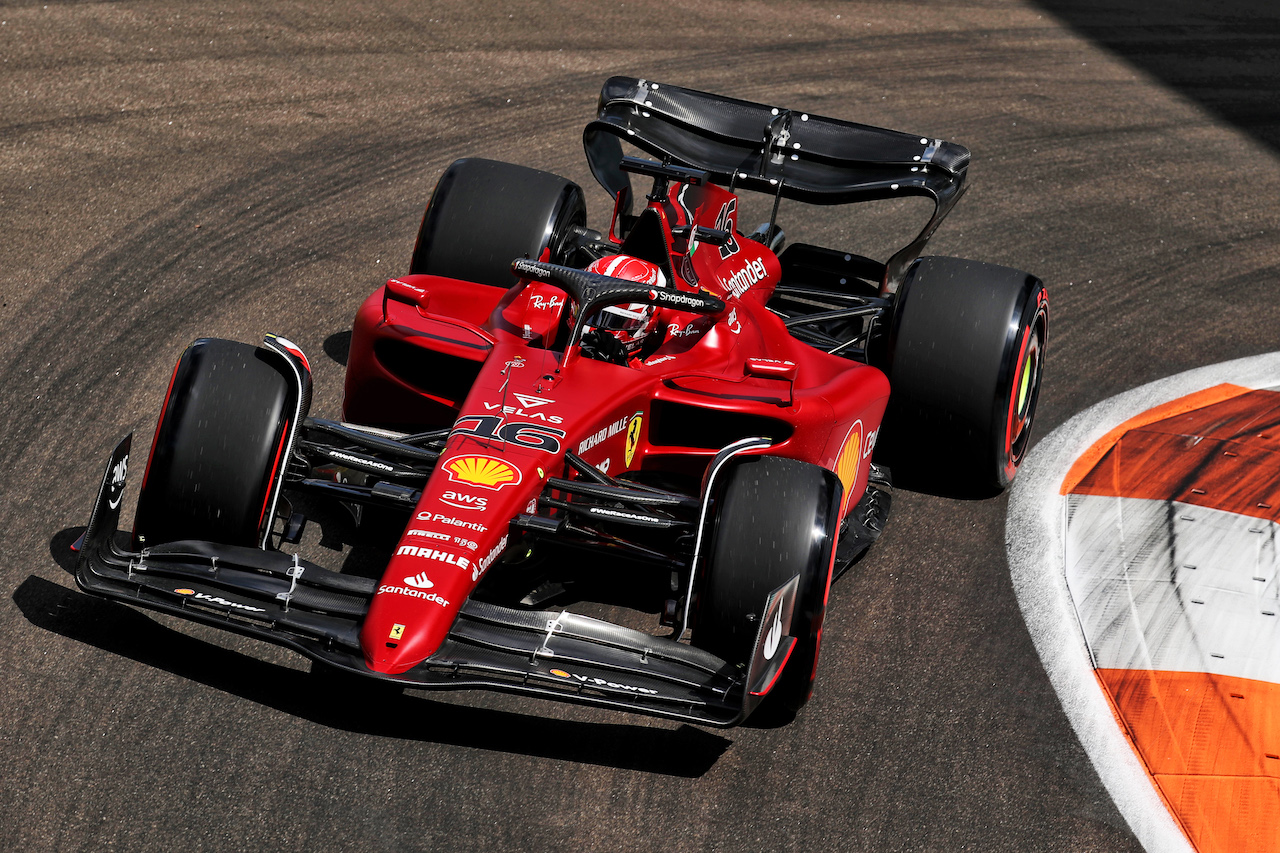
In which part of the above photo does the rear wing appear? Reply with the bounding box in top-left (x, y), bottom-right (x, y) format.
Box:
top-left (582, 76), bottom-right (971, 293)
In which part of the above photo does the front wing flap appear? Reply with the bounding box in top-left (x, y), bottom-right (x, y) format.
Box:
top-left (75, 435), bottom-right (756, 726)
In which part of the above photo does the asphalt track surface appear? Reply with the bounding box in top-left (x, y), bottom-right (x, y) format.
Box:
top-left (3, 2), bottom-right (1278, 851)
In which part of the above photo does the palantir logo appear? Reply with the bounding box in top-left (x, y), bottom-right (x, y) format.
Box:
top-left (404, 572), bottom-right (434, 590)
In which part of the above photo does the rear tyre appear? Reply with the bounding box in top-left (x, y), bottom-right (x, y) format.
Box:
top-left (134, 338), bottom-right (295, 548)
top-left (692, 455), bottom-right (842, 717)
top-left (408, 158), bottom-right (587, 285)
top-left (878, 256), bottom-right (1048, 494)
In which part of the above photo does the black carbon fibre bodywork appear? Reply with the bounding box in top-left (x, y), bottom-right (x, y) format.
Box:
top-left (76, 435), bottom-right (770, 727)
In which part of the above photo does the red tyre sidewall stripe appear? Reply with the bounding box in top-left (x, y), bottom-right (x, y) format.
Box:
top-left (750, 639), bottom-right (797, 697)
top-left (1003, 321), bottom-right (1033, 478)
top-left (808, 515), bottom-right (842, 686)
top-left (139, 356), bottom-right (183, 494)
top-left (255, 418), bottom-right (290, 536)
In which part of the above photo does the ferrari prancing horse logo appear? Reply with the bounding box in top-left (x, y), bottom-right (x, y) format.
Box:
top-left (624, 413), bottom-right (643, 467)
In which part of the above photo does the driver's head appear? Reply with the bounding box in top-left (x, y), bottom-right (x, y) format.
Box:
top-left (585, 255), bottom-right (666, 356)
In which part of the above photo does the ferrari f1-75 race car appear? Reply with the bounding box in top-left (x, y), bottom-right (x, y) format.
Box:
top-left (76, 77), bottom-right (1047, 726)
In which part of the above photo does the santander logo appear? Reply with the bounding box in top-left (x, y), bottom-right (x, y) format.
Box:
top-left (404, 572), bottom-right (434, 589)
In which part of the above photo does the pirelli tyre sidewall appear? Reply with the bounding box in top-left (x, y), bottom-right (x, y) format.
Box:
top-left (408, 157), bottom-right (587, 285)
top-left (879, 256), bottom-right (1047, 494)
top-left (133, 338), bottom-right (296, 548)
top-left (693, 455), bottom-right (842, 717)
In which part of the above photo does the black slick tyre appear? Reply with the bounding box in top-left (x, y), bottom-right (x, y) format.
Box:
top-left (878, 256), bottom-right (1048, 494)
top-left (693, 455), bottom-right (842, 717)
top-left (134, 338), bottom-right (295, 548)
top-left (408, 158), bottom-right (587, 285)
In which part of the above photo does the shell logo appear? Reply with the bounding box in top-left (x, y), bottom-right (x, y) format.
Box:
top-left (445, 454), bottom-right (521, 491)
top-left (834, 419), bottom-right (863, 494)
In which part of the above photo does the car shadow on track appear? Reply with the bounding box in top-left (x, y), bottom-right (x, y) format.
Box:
top-left (323, 330), bottom-right (351, 366)
top-left (25, 529), bottom-right (731, 777)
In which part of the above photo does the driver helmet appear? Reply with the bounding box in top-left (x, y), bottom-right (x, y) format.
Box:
top-left (585, 255), bottom-right (666, 355)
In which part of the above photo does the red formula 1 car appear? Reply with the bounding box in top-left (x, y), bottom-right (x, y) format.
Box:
top-left (76, 77), bottom-right (1047, 726)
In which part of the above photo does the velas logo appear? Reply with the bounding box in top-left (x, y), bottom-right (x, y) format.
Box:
top-left (403, 572), bottom-right (434, 589)
top-left (445, 455), bottom-right (521, 491)
top-left (512, 393), bottom-right (552, 410)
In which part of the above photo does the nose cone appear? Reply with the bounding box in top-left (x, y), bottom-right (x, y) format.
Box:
top-left (361, 552), bottom-right (467, 674)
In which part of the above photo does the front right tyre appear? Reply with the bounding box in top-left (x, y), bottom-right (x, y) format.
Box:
top-left (692, 455), bottom-right (842, 718)
top-left (134, 338), bottom-right (297, 548)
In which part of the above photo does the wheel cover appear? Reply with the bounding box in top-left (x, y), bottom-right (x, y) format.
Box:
top-left (1003, 296), bottom-right (1048, 480)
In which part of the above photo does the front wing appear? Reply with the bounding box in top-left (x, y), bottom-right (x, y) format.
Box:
top-left (74, 435), bottom-right (797, 727)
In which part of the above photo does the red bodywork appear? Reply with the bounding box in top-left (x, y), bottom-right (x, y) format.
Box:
top-left (342, 181), bottom-right (889, 674)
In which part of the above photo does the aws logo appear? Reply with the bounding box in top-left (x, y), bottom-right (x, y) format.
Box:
top-left (440, 490), bottom-right (488, 511)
